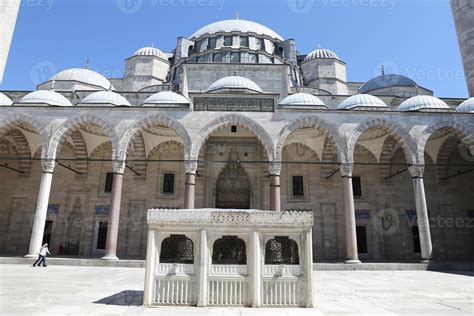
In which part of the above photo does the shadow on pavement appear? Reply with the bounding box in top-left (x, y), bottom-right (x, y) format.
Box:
top-left (94, 290), bottom-right (143, 306)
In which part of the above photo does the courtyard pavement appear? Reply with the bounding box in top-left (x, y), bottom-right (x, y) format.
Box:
top-left (0, 264), bottom-right (472, 315)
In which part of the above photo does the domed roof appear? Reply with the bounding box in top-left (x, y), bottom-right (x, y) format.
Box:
top-left (18, 90), bottom-right (72, 107)
top-left (280, 93), bottom-right (326, 106)
top-left (190, 19), bottom-right (283, 40)
top-left (359, 74), bottom-right (419, 94)
top-left (207, 76), bottom-right (263, 93)
top-left (304, 49), bottom-right (340, 63)
top-left (0, 93), bottom-right (13, 105)
top-left (134, 47), bottom-right (168, 60)
top-left (457, 98), bottom-right (474, 113)
top-left (142, 91), bottom-right (190, 106)
top-left (79, 91), bottom-right (131, 107)
top-left (338, 94), bottom-right (388, 110)
top-left (398, 95), bottom-right (450, 112)
top-left (51, 68), bottom-right (114, 90)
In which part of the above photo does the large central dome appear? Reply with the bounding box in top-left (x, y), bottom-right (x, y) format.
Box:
top-left (190, 19), bottom-right (283, 40)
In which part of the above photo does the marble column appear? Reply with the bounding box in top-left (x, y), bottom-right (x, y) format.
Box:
top-left (184, 161), bottom-right (197, 209)
top-left (269, 162), bottom-right (281, 212)
top-left (25, 159), bottom-right (55, 258)
top-left (304, 229), bottom-right (315, 308)
top-left (143, 229), bottom-right (156, 306)
top-left (102, 160), bottom-right (125, 260)
top-left (341, 163), bottom-right (360, 263)
top-left (409, 165), bottom-right (433, 262)
top-left (250, 231), bottom-right (262, 307)
top-left (197, 229), bottom-right (209, 307)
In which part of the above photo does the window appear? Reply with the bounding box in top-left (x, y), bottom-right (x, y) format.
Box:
top-left (412, 226), bottom-right (421, 253)
top-left (356, 226), bottom-right (368, 254)
top-left (255, 38), bottom-right (264, 50)
top-left (213, 53), bottom-right (222, 63)
top-left (352, 176), bottom-right (362, 198)
top-left (231, 125), bottom-right (237, 133)
top-left (208, 37), bottom-right (217, 49)
top-left (224, 36), bottom-right (232, 46)
top-left (292, 176), bottom-right (304, 197)
top-left (265, 236), bottom-right (299, 265)
top-left (96, 222), bottom-right (108, 250)
top-left (240, 36), bottom-right (249, 47)
top-left (42, 220), bottom-right (53, 245)
top-left (160, 235), bottom-right (194, 264)
top-left (249, 53), bottom-right (258, 64)
top-left (104, 172), bottom-right (114, 194)
top-left (231, 52), bottom-right (240, 63)
top-left (212, 236), bottom-right (246, 265)
top-left (163, 173), bottom-right (175, 195)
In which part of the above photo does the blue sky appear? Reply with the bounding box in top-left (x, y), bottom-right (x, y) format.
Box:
top-left (2, 0), bottom-right (468, 98)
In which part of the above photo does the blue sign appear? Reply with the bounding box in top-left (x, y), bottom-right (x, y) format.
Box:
top-left (95, 205), bottom-right (109, 215)
top-left (356, 210), bottom-right (371, 220)
top-left (405, 210), bottom-right (417, 222)
top-left (47, 204), bottom-right (60, 214)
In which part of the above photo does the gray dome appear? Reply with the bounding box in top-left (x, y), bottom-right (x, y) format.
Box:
top-left (398, 96), bottom-right (450, 112)
top-left (207, 76), bottom-right (263, 93)
top-left (18, 90), bottom-right (72, 107)
top-left (304, 49), bottom-right (340, 63)
top-left (359, 74), bottom-right (419, 94)
top-left (279, 93), bottom-right (326, 106)
top-left (0, 93), bottom-right (13, 105)
top-left (338, 94), bottom-right (388, 110)
top-left (190, 19), bottom-right (283, 40)
top-left (51, 68), bottom-right (114, 90)
top-left (457, 98), bottom-right (474, 113)
top-left (142, 91), bottom-right (190, 106)
top-left (134, 47), bottom-right (168, 60)
top-left (79, 91), bottom-right (131, 107)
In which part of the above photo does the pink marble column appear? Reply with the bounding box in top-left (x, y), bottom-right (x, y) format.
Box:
top-left (184, 161), bottom-right (197, 209)
top-left (25, 159), bottom-right (55, 258)
top-left (340, 163), bottom-right (360, 263)
top-left (102, 160), bottom-right (125, 260)
top-left (409, 165), bottom-right (433, 262)
top-left (269, 162), bottom-right (281, 211)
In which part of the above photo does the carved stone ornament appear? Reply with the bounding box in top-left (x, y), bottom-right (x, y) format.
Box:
top-left (408, 164), bottom-right (425, 178)
top-left (339, 163), bottom-right (353, 178)
top-left (185, 160), bottom-right (198, 174)
top-left (268, 161), bottom-right (282, 176)
top-left (112, 160), bottom-right (126, 174)
top-left (41, 158), bottom-right (56, 173)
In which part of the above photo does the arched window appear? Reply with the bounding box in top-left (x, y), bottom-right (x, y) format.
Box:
top-left (159, 234), bottom-right (194, 264)
top-left (265, 236), bottom-right (299, 265)
top-left (212, 236), bottom-right (246, 265)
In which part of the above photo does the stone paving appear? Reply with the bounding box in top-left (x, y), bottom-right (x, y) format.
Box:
top-left (0, 264), bottom-right (472, 315)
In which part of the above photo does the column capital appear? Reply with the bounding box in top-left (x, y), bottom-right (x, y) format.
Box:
top-left (112, 160), bottom-right (126, 175)
top-left (268, 161), bottom-right (282, 176)
top-left (340, 163), bottom-right (354, 178)
top-left (408, 164), bottom-right (425, 178)
top-left (185, 160), bottom-right (198, 174)
top-left (41, 158), bottom-right (56, 173)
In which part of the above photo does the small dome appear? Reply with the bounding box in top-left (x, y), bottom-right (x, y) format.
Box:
top-left (398, 95), bottom-right (450, 112)
top-left (51, 68), bottom-right (114, 90)
top-left (304, 49), bottom-right (340, 63)
top-left (359, 74), bottom-right (419, 94)
top-left (0, 93), bottom-right (13, 105)
top-left (207, 76), bottom-right (263, 93)
top-left (338, 94), bottom-right (388, 110)
top-left (457, 98), bottom-right (474, 113)
top-left (142, 91), bottom-right (190, 106)
top-left (18, 90), bottom-right (72, 107)
top-left (134, 47), bottom-right (168, 60)
top-left (280, 93), bottom-right (326, 106)
top-left (190, 19), bottom-right (283, 40)
top-left (79, 91), bottom-right (131, 107)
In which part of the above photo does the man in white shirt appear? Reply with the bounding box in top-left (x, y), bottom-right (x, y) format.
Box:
top-left (33, 243), bottom-right (51, 267)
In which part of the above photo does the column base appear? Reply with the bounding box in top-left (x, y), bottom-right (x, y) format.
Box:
top-left (345, 259), bottom-right (361, 264)
top-left (24, 254), bottom-right (38, 259)
top-left (420, 258), bottom-right (432, 263)
top-left (101, 254), bottom-right (119, 261)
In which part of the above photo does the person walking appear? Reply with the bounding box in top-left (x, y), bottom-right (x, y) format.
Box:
top-left (33, 243), bottom-right (51, 267)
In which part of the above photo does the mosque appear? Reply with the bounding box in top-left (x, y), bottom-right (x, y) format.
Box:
top-left (0, 17), bottom-right (473, 263)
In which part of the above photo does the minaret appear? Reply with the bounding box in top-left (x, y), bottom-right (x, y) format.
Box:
top-left (451, 0), bottom-right (474, 97)
top-left (0, 0), bottom-right (21, 83)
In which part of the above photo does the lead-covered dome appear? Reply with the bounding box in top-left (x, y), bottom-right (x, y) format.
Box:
top-left (142, 91), bottom-right (190, 106)
top-left (134, 47), bottom-right (168, 60)
top-left (0, 93), bottom-right (13, 105)
top-left (279, 93), bottom-right (326, 107)
top-left (50, 68), bottom-right (114, 90)
top-left (207, 76), bottom-right (263, 93)
top-left (304, 49), bottom-right (340, 63)
top-left (79, 91), bottom-right (131, 107)
top-left (338, 94), bottom-right (388, 110)
top-left (190, 19), bottom-right (283, 40)
top-left (359, 74), bottom-right (418, 94)
top-left (457, 98), bottom-right (474, 113)
top-left (17, 90), bottom-right (72, 107)
top-left (398, 95), bottom-right (451, 112)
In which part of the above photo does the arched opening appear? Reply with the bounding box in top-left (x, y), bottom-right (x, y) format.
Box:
top-left (265, 236), bottom-right (299, 265)
top-left (159, 234), bottom-right (194, 264)
top-left (212, 236), bottom-right (246, 265)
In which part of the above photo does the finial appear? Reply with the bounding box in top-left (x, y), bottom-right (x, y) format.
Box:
top-left (381, 64), bottom-right (385, 76)
top-left (415, 84), bottom-right (420, 95)
top-left (51, 79), bottom-right (55, 90)
top-left (109, 83), bottom-right (113, 91)
top-left (85, 59), bottom-right (90, 70)
top-left (235, 12), bottom-right (240, 20)
top-left (233, 70), bottom-right (237, 76)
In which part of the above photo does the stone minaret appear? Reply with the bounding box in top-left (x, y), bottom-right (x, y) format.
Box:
top-left (451, 0), bottom-right (474, 97)
top-left (0, 0), bottom-right (21, 83)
